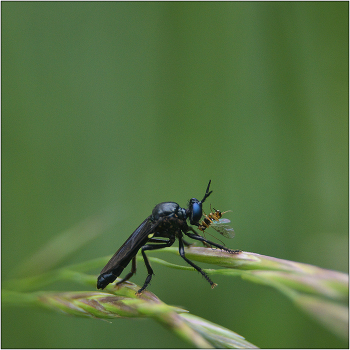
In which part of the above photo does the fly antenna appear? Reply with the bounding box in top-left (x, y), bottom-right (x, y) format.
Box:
top-left (201, 180), bottom-right (212, 203)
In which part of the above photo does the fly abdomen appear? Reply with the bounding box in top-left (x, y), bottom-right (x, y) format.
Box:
top-left (97, 265), bottom-right (125, 289)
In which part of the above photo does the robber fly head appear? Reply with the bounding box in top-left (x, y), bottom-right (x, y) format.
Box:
top-left (188, 180), bottom-right (213, 225)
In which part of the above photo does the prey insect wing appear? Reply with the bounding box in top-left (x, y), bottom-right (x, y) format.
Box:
top-left (215, 218), bottom-right (230, 224)
top-left (210, 219), bottom-right (235, 239)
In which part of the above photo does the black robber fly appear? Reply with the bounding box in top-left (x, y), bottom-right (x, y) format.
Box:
top-left (97, 180), bottom-right (241, 294)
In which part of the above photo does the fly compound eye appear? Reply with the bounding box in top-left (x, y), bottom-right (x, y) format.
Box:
top-left (190, 200), bottom-right (202, 224)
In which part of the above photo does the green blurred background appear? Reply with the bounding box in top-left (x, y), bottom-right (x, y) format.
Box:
top-left (2, 2), bottom-right (348, 348)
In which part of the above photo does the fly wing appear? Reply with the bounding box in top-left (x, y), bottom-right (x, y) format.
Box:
top-left (100, 216), bottom-right (157, 274)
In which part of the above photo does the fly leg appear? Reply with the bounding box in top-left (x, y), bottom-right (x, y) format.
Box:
top-left (116, 256), bottom-right (137, 286)
top-left (190, 226), bottom-right (216, 248)
top-left (182, 239), bottom-right (194, 247)
top-left (178, 236), bottom-right (217, 288)
top-left (137, 237), bottom-right (175, 295)
top-left (186, 228), bottom-right (241, 253)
